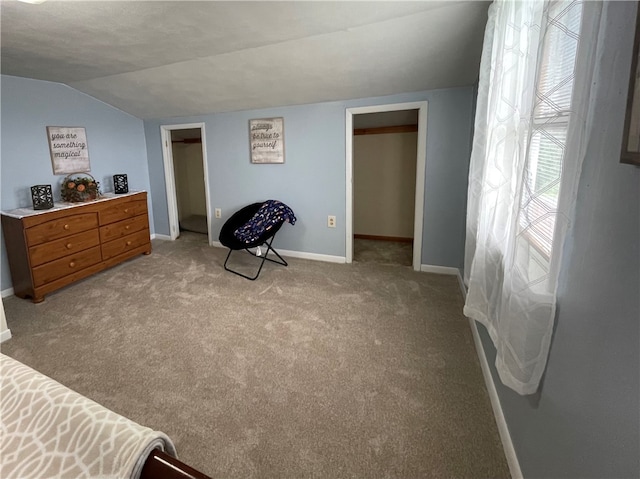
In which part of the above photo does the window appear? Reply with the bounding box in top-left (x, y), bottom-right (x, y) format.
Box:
top-left (518, 1), bottom-right (583, 265)
top-left (464, 0), bottom-right (599, 394)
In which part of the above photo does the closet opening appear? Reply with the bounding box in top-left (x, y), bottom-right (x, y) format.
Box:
top-left (345, 101), bottom-right (428, 271)
top-left (160, 123), bottom-right (211, 244)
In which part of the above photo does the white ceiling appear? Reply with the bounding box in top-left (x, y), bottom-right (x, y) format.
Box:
top-left (1, 0), bottom-right (489, 120)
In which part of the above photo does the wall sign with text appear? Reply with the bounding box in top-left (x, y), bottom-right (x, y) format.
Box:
top-left (249, 117), bottom-right (285, 164)
top-left (47, 126), bottom-right (91, 174)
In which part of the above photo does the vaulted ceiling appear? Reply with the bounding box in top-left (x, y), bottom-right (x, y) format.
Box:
top-left (1, 1), bottom-right (489, 119)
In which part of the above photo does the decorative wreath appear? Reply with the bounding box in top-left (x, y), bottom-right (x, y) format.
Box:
top-left (61, 173), bottom-right (101, 202)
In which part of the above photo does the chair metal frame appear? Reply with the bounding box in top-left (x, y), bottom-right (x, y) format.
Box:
top-left (223, 232), bottom-right (288, 280)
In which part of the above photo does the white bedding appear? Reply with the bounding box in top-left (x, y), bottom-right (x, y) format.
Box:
top-left (0, 353), bottom-right (176, 479)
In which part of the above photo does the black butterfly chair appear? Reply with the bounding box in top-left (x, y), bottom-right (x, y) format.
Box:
top-left (219, 202), bottom-right (288, 280)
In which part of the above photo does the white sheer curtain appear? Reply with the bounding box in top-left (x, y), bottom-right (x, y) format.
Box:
top-left (464, 0), bottom-right (603, 395)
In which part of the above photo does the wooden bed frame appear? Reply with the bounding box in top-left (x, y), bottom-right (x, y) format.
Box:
top-left (141, 450), bottom-right (211, 479)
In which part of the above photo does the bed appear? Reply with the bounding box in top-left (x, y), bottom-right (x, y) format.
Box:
top-left (0, 353), bottom-right (210, 479)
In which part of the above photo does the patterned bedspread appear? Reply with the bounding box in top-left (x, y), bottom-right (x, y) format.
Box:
top-left (0, 353), bottom-right (176, 479)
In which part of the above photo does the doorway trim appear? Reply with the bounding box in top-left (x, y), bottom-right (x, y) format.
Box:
top-left (345, 101), bottom-right (428, 271)
top-left (160, 122), bottom-right (211, 243)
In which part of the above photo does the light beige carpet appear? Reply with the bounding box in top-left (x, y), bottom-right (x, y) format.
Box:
top-left (2, 232), bottom-right (509, 479)
top-left (180, 214), bottom-right (208, 234)
top-left (354, 238), bottom-right (413, 266)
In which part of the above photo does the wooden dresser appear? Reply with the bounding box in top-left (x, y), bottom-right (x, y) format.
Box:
top-left (2, 191), bottom-right (152, 303)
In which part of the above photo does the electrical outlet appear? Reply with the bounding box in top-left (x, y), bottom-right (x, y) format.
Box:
top-left (328, 215), bottom-right (336, 228)
top-left (215, 208), bottom-right (222, 219)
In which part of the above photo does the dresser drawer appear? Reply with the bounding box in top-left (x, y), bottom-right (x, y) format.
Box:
top-left (26, 213), bottom-right (98, 246)
top-left (99, 214), bottom-right (149, 243)
top-left (32, 246), bottom-right (102, 287)
top-left (101, 229), bottom-right (150, 260)
top-left (99, 199), bottom-right (147, 225)
top-left (29, 229), bottom-right (100, 267)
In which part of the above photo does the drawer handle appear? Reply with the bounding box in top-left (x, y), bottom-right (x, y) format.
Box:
top-left (63, 224), bottom-right (70, 230)
top-left (69, 261), bottom-right (76, 268)
top-left (125, 225), bottom-right (131, 230)
top-left (126, 241), bottom-right (132, 246)
top-left (124, 208), bottom-right (129, 213)
top-left (66, 243), bottom-right (73, 249)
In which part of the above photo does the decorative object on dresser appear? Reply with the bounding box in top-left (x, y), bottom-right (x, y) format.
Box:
top-left (113, 174), bottom-right (129, 194)
top-left (61, 173), bottom-right (101, 203)
top-left (1, 192), bottom-right (151, 303)
top-left (30, 185), bottom-right (54, 210)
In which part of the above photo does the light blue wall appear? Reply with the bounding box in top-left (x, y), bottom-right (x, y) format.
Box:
top-left (0, 75), bottom-right (151, 291)
top-left (476, 3), bottom-right (640, 477)
top-left (144, 87), bottom-right (475, 268)
top-left (0, 77), bottom-right (475, 291)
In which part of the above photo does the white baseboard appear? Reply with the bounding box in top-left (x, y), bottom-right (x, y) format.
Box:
top-left (151, 233), bottom-right (172, 241)
top-left (420, 265), bottom-right (468, 300)
top-left (457, 273), bottom-right (467, 300)
top-left (420, 264), bottom-right (460, 275)
top-left (1, 288), bottom-right (14, 299)
top-left (469, 319), bottom-right (523, 479)
top-left (211, 241), bottom-right (346, 264)
top-left (277, 248), bottom-right (346, 264)
top-left (0, 328), bottom-right (12, 343)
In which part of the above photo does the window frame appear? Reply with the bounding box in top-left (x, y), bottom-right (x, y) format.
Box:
top-left (518, 0), bottom-right (585, 289)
